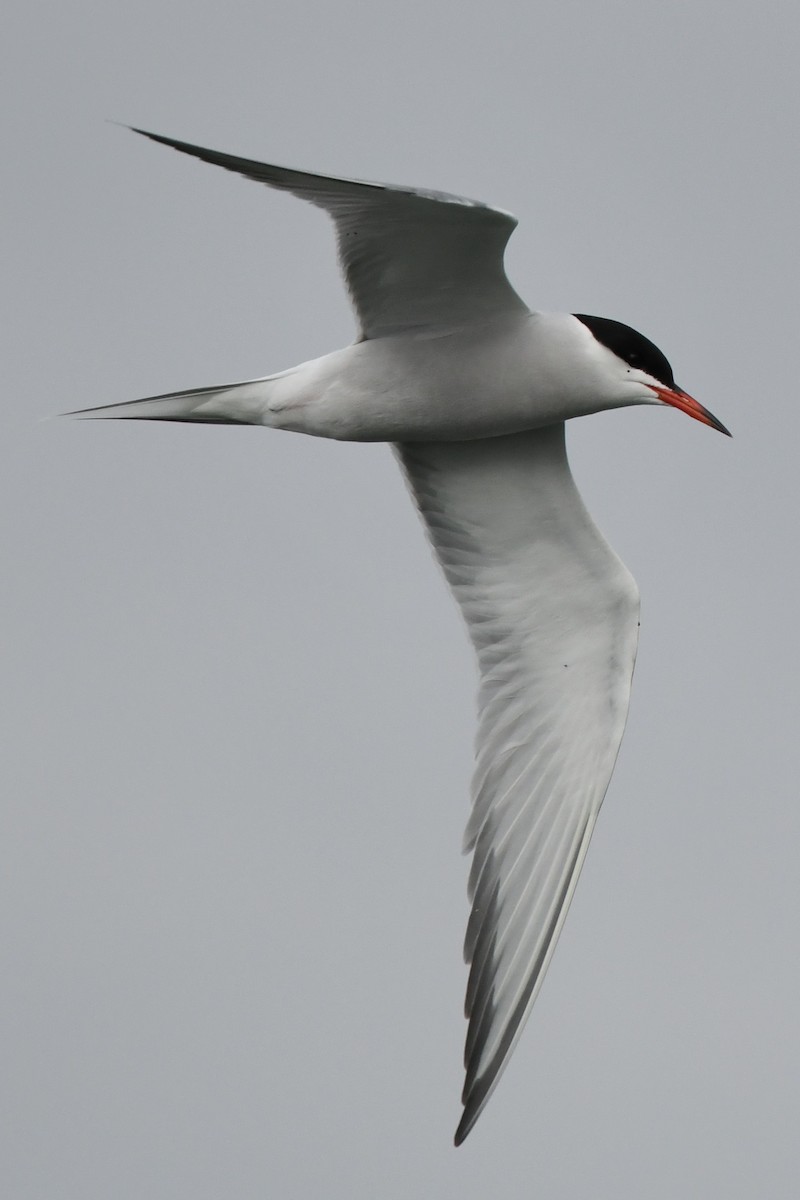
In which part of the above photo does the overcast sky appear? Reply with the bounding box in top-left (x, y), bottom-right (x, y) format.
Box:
top-left (3, 1), bottom-right (799, 1196)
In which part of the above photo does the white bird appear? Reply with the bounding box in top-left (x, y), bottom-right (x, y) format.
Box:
top-left (74, 129), bottom-right (729, 1144)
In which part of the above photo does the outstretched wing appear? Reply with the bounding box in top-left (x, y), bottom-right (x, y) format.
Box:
top-left (398, 427), bottom-right (640, 1144)
top-left (130, 128), bottom-right (528, 339)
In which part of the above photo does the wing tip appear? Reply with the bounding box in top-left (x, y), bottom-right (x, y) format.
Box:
top-left (122, 124), bottom-right (217, 165)
top-left (453, 1088), bottom-right (488, 1146)
top-left (453, 1117), bottom-right (469, 1147)
top-left (125, 125), bottom-right (186, 153)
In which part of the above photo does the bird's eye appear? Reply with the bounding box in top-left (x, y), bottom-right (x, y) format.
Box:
top-left (573, 313), bottom-right (676, 389)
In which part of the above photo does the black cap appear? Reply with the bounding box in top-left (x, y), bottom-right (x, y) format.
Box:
top-left (573, 314), bottom-right (676, 389)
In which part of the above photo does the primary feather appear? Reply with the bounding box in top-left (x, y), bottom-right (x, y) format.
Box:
top-left (399, 428), bottom-right (639, 1142)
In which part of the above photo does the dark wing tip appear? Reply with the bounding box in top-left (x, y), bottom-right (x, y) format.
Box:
top-left (125, 125), bottom-right (247, 172)
top-left (127, 124), bottom-right (170, 142)
top-left (454, 1106), bottom-right (478, 1147)
top-left (126, 126), bottom-right (204, 157)
top-left (454, 1053), bottom-right (499, 1146)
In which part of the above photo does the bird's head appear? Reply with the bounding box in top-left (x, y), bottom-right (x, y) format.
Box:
top-left (573, 313), bottom-right (731, 436)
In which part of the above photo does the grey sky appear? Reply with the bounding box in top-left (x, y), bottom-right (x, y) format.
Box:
top-left (3, 0), bottom-right (799, 1196)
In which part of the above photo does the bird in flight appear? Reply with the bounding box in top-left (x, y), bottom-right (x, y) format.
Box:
top-left (74, 128), bottom-right (729, 1144)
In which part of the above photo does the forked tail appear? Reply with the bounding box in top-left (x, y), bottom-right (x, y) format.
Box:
top-left (67, 378), bottom-right (274, 424)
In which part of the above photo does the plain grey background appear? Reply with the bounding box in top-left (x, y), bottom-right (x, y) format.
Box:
top-left (3, 1), bottom-right (798, 1196)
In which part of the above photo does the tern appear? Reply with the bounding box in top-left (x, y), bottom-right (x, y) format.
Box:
top-left (74, 128), bottom-right (729, 1144)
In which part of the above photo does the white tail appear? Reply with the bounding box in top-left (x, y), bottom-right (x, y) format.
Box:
top-left (68, 378), bottom-right (273, 424)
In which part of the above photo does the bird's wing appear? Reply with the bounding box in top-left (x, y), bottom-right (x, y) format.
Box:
top-left (130, 128), bottom-right (528, 340)
top-left (398, 427), bottom-right (640, 1144)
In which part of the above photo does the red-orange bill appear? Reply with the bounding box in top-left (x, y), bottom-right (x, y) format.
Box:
top-left (651, 385), bottom-right (731, 437)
